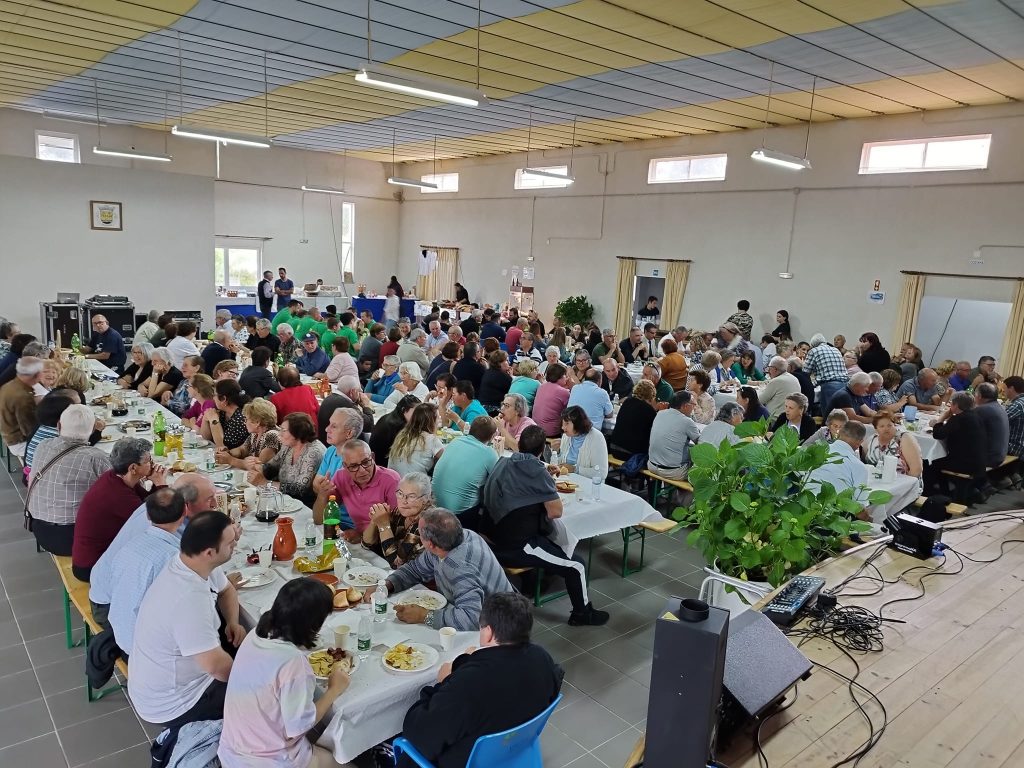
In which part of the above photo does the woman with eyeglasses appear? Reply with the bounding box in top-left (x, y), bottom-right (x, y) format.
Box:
top-left (495, 392), bottom-right (537, 452)
top-left (387, 403), bottom-right (444, 477)
top-left (362, 472), bottom-right (431, 567)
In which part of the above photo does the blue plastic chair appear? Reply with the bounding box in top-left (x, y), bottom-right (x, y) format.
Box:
top-left (393, 694), bottom-right (562, 768)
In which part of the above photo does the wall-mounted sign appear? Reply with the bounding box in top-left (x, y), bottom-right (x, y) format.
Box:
top-left (868, 291), bottom-right (885, 305)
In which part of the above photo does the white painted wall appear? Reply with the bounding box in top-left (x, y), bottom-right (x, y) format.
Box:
top-left (0, 107), bottom-right (400, 335)
top-left (396, 103), bottom-right (1024, 345)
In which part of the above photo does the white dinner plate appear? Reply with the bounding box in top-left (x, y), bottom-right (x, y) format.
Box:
top-left (343, 566), bottom-right (389, 588)
top-left (235, 567), bottom-right (276, 589)
top-left (279, 496), bottom-right (303, 513)
top-left (381, 642), bottom-right (439, 675)
top-left (392, 589), bottom-right (447, 612)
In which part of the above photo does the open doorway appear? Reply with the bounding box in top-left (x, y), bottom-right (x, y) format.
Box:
top-left (915, 276), bottom-right (1013, 366)
top-left (633, 275), bottom-right (666, 327)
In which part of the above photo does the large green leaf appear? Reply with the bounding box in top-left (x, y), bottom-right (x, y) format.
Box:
top-left (867, 489), bottom-right (893, 505)
top-left (724, 518), bottom-right (746, 541)
top-left (689, 442), bottom-right (721, 468)
top-left (782, 540), bottom-right (807, 564)
top-left (729, 492), bottom-right (751, 512)
top-left (734, 420), bottom-right (766, 439)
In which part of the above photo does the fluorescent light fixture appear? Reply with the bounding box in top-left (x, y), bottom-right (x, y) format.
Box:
top-left (301, 185), bottom-right (346, 195)
top-left (355, 64), bottom-right (486, 107)
top-left (171, 124), bottom-right (272, 148)
top-left (778, 272), bottom-right (794, 279)
top-left (522, 167), bottom-right (575, 183)
top-left (387, 176), bottom-right (438, 190)
top-left (93, 146), bottom-right (172, 162)
top-left (751, 148), bottom-right (811, 170)
top-left (42, 109), bottom-right (106, 125)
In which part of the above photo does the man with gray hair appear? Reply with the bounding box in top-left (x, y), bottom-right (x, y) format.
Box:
top-left (593, 328), bottom-right (625, 365)
top-left (90, 473), bottom-right (218, 628)
top-left (365, 354), bottom-right (401, 403)
top-left (28, 404), bottom-right (111, 555)
top-left (276, 322), bottom-right (299, 363)
top-left (425, 319), bottom-right (450, 357)
top-left (371, 508), bottom-right (513, 631)
top-left (201, 328), bottom-right (236, 374)
top-left (316, 375), bottom-right (373, 444)
top-left (398, 327), bottom-right (430, 376)
top-left (974, 382), bottom-right (1009, 469)
top-left (896, 367), bottom-right (942, 412)
top-left (658, 325), bottom-right (690, 356)
top-left (760, 355), bottom-right (801, 420)
top-left (803, 332), bottom-right (849, 416)
top-left (927, 391), bottom-right (987, 496)
top-left (0, 355), bottom-right (43, 452)
top-left (243, 317), bottom-right (281, 357)
top-left (828, 372), bottom-right (878, 424)
top-left (135, 310), bottom-right (162, 346)
top-left (806, 421), bottom-right (870, 509)
top-left (72, 437), bottom-right (168, 581)
top-left (214, 309), bottom-right (232, 330)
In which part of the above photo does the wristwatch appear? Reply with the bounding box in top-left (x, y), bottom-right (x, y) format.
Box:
top-left (425, 609), bottom-right (436, 626)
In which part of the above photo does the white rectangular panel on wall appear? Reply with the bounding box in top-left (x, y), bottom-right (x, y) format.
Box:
top-left (916, 296), bottom-right (1011, 366)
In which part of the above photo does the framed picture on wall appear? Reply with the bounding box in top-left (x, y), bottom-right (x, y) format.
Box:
top-left (90, 200), bottom-right (122, 231)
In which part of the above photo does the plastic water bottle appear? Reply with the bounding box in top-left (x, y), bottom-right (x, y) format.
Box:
top-left (592, 466), bottom-right (603, 501)
top-left (550, 448), bottom-right (559, 469)
top-left (357, 614), bottom-right (372, 661)
top-left (303, 521), bottom-right (318, 553)
top-left (372, 579), bottom-right (388, 623)
top-left (205, 448), bottom-right (216, 471)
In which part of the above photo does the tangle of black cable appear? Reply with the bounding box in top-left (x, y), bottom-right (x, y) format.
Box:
top-left (946, 539), bottom-right (1024, 563)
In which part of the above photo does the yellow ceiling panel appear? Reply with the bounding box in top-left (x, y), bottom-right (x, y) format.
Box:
top-left (0, 0), bottom-right (199, 106)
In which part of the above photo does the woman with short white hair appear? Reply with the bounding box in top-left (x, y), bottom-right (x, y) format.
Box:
top-left (383, 361), bottom-right (429, 408)
top-left (27, 404), bottom-right (111, 555)
top-left (117, 342), bottom-right (154, 390)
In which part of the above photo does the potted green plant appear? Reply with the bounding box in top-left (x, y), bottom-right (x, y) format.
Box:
top-left (553, 295), bottom-right (596, 328)
top-left (674, 421), bottom-right (889, 597)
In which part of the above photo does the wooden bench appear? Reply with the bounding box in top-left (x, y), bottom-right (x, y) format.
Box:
top-left (52, 555), bottom-right (127, 701)
top-left (941, 456), bottom-right (1021, 504)
top-left (912, 496), bottom-right (968, 518)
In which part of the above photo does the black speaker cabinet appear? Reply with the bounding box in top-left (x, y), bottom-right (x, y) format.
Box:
top-left (646, 598), bottom-right (729, 768)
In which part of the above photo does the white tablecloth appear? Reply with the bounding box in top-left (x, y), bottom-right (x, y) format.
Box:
top-left (866, 473), bottom-right (922, 522)
top-left (549, 473), bottom-right (663, 555)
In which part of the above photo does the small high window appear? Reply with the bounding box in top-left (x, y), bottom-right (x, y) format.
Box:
top-left (859, 135), bottom-right (991, 174)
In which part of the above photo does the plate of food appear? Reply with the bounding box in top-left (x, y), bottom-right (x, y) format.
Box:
top-left (343, 566), bottom-right (388, 588)
top-left (555, 480), bottom-right (578, 494)
top-left (169, 460), bottom-right (199, 473)
top-left (118, 420), bottom-right (151, 432)
top-left (331, 586), bottom-right (364, 611)
top-left (308, 647), bottom-right (357, 680)
top-left (91, 394), bottom-right (113, 406)
top-left (382, 642), bottom-right (438, 674)
top-left (392, 589), bottom-right (447, 611)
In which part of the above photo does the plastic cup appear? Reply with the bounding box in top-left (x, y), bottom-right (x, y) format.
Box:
top-left (257, 549), bottom-right (272, 570)
top-left (243, 487), bottom-right (259, 508)
top-left (439, 626), bottom-right (457, 652)
top-left (232, 469), bottom-right (246, 487)
top-left (334, 625), bottom-right (351, 650)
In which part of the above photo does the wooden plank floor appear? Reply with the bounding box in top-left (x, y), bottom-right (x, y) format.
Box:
top-left (714, 512), bottom-right (1024, 768)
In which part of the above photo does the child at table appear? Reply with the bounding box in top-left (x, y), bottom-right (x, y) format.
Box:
top-left (218, 578), bottom-right (355, 768)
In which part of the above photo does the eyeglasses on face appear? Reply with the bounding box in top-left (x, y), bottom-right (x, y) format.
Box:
top-left (344, 457), bottom-right (374, 472)
top-left (396, 490), bottom-right (423, 501)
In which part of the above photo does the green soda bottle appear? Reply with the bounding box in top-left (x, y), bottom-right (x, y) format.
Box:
top-left (71, 333), bottom-right (81, 354)
top-left (152, 411), bottom-right (166, 456)
top-left (275, 352), bottom-right (286, 369)
top-left (323, 496), bottom-right (341, 556)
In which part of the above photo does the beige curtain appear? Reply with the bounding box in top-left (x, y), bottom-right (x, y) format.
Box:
top-left (661, 261), bottom-right (690, 330)
top-left (614, 258), bottom-right (637, 337)
top-left (416, 246), bottom-right (459, 301)
top-left (891, 273), bottom-right (926, 352)
top-left (1000, 280), bottom-right (1024, 376)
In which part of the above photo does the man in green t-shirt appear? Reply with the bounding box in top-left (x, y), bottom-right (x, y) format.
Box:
top-left (591, 328), bottom-right (625, 365)
top-left (643, 361), bottom-right (674, 402)
top-left (320, 316), bottom-right (340, 354)
top-left (295, 307), bottom-right (322, 338)
top-left (271, 299), bottom-right (304, 334)
top-left (337, 311), bottom-right (360, 354)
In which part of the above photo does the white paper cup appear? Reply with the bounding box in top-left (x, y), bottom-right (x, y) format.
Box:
top-left (232, 469), bottom-right (246, 487)
top-left (243, 487), bottom-right (259, 508)
top-left (439, 626), bottom-right (457, 652)
top-left (257, 550), bottom-right (272, 570)
top-left (334, 625), bottom-right (351, 650)
top-left (333, 558), bottom-right (348, 579)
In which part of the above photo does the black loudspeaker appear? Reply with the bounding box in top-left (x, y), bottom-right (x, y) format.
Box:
top-left (718, 609), bottom-right (812, 743)
top-left (646, 598), bottom-right (729, 768)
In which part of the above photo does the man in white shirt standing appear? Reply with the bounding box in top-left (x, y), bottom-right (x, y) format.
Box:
top-left (129, 511), bottom-right (244, 727)
top-left (383, 287), bottom-right (400, 330)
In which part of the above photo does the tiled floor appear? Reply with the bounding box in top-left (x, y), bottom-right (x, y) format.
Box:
top-left (4, 451), bottom-right (1020, 768)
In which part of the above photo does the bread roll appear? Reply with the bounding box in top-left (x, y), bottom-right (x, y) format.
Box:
top-left (346, 587), bottom-right (362, 603)
top-left (332, 590), bottom-right (349, 609)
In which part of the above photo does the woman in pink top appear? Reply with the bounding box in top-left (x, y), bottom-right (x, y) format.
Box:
top-left (180, 374), bottom-right (217, 431)
top-left (495, 392), bottom-right (537, 451)
top-left (323, 336), bottom-right (359, 383)
top-left (219, 578), bottom-right (351, 768)
top-left (532, 363), bottom-right (571, 438)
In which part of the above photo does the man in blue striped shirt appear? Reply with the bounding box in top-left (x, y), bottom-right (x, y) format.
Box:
top-left (373, 508), bottom-right (512, 631)
top-left (108, 487), bottom-right (187, 654)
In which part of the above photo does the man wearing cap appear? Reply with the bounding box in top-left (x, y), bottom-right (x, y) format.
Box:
top-left (295, 332), bottom-right (330, 376)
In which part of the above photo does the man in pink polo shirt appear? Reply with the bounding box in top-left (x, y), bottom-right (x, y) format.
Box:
top-left (313, 439), bottom-right (399, 541)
